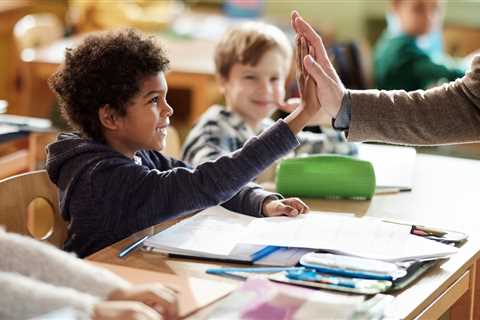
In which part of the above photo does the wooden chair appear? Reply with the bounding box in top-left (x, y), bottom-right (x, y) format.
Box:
top-left (28, 131), bottom-right (58, 170)
top-left (329, 41), bottom-right (369, 90)
top-left (0, 170), bottom-right (67, 248)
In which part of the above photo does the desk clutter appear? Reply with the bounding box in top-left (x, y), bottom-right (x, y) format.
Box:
top-left (138, 206), bottom-right (467, 319)
top-left (0, 114), bottom-right (52, 132)
top-left (144, 206), bottom-right (458, 263)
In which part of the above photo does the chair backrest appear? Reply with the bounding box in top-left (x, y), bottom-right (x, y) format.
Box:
top-left (28, 131), bottom-right (58, 170)
top-left (13, 13), bottom-right (64, 52)
top-left (328, 41), bottom-right (369, 90)
top-left (0, 170), bottom-right (67, 247)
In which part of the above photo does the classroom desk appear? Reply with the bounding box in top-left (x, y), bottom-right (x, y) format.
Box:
top-left (87, 153), bottom-right (480, 319)
top-left (14, 33), bottom-right (220, 126)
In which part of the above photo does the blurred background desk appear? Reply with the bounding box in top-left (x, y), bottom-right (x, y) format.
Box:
top-left (87, 153), bottom-right (480, 320)
top-left (14, 33), bottom-right (220, 129)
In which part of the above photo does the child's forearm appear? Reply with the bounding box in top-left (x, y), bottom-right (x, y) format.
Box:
top-left (284, 106), bottom-right (316, 134)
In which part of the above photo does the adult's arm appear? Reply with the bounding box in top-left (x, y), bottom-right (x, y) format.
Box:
top-left (0, 271), bottom-right (97, 320)
top-left (292, 11), bottom-right (480, 145)
top-left (347, 56), bottom-right (480, 145)
top-left (0, 231), bottom-right (129, 298)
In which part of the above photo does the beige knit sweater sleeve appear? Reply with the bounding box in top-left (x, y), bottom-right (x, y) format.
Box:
top-left (347, 55), bottom-right (480, 145)
top-left (0, 272), bottom-right (97, 320)
top-left (0, 231), bottom-right (131, 319)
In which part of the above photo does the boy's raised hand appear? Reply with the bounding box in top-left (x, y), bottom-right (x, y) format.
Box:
top-left (298, 35), bottom-right (327, 126)
top-left (262, 197), bottom-right (309, 217)
top-left (291, 10), bottom-right (346, 119)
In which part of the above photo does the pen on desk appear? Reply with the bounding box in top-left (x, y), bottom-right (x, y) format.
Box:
top-left (306, 265), bottom-right (393, 281)
top-left (381, 219), bottom-right (412, 227)
top-left (206, 266), bottom-right (305, 275)
top-left (286, 269), bottom-right (357, 288)
top-left (375, 187), bottom-right (411, 195)
top-left (250, 245), bottom-right (282, 262)
top-left (117, 235), bottom-right (150, 258)
top-left (375, 188), bottom-right (401, 195)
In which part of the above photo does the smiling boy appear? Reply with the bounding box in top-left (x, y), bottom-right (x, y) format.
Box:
top-left (46, 29), bottom-right (318, 257)
top-left (182, 22), bottom-right (356, 170)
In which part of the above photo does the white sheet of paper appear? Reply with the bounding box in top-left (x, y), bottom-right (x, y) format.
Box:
top-left (357, 143), bottom-right (416, 190)
top-left (146, 207), bottom-right (457, 263)
top-left (145, 206), bottom-right (252, 256)
top-left (240, 213), bottom-right (457, 261)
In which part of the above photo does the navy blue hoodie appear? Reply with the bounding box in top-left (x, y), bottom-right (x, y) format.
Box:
top-left (46, 120), bottom-right (298, 257)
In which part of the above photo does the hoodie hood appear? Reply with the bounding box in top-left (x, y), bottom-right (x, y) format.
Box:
top-left (46, 133), bottom-right (128, 221)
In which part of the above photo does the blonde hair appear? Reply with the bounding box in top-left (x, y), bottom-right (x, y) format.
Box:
top-left (215, 21), bottom-right (292, 79)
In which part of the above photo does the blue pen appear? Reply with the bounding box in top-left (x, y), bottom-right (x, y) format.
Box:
top-left (286, 268), bottom-right (357, 288)
top-left (250, 245), bottom-right (282, 262)
top-left (301, 263), bottom-right (393, 281)
top-left (206, 266), bottom-right (305, 275)
top-left (117, 235), bottom-right (150, 258)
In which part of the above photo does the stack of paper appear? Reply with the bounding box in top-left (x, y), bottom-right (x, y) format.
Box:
top-left (145, 206), bottom-right (457, 264)
top-left (240, 214), bottom-right (457, 262)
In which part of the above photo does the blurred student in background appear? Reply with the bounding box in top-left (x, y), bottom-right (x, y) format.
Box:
top-left (374, 0), bottom-right (472, 90)
top-left (182, 22), bottom-right (357, 182)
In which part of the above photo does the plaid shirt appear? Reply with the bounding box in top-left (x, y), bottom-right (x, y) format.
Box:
top-left (182, 105), bottom-right (358, 167)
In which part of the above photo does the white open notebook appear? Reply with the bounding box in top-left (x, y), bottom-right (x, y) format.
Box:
top-left (143, 207), bottom-right (309, 266)
top-left (144, 206), bottom-right (457, 263)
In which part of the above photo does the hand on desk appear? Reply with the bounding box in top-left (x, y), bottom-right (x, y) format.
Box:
top-left (262, 197), bottom-right (309, 217)
top-left (105, 283), bottom-right (178, 320)
top-left (93, 301), bottom-right (162, 320)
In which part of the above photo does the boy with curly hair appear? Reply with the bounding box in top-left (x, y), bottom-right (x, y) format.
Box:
top-left (47, 29), bottom-right (318, 257)
top-left (182, 22), bottom-right (357, 173)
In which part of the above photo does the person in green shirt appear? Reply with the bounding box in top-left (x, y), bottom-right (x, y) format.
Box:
top-left (374, 0), bottom-right (465, 91)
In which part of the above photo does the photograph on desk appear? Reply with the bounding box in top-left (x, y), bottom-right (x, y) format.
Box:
top-left (1, 1), bottom-right (480, 319)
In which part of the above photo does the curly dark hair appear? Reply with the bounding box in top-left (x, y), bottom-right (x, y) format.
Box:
top-left (48, 29), bottom-right (169, 142)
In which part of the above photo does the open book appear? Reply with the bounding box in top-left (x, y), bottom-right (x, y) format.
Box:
top-left (144, 208), bottom-right (310, 266)
top-left (145, 206), bottom-right (457, 264)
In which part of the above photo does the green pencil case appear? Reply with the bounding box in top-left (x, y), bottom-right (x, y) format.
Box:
top-left (276, 154), bottom-right (376, 199)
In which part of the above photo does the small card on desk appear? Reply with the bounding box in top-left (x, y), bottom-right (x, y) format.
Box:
top-left (90, 261), bottom-right (238, 318)
top-left (195, 277), bottom-right (364, 320)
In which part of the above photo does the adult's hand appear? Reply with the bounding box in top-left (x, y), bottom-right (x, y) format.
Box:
top-left (291, 10), bottom-right (346, 119)
top-left (108, 283), bottom-right (178, 320)
top-left (93, 301), bottom-right (161, 320)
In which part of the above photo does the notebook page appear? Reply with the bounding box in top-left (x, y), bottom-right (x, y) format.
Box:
top-left (144, 206), bottom-right (254, 256)
top-left (240, 213), bottom-right (457, 261)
